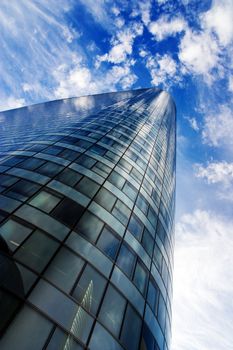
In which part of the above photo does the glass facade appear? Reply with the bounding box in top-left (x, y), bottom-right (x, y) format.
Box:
top-left (0, 88), bottom-right (176, 350)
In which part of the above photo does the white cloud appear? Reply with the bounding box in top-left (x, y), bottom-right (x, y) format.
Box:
top-left (0, 96), bottom-right (25, 112)
top-left (186, 117), bottom-right (199, 131)
top-left (195, 161), bottom-right (233, 186)
top-left (178, 28), bottom-right (219, 79)
top-left (195, 161), bottom-right (233, 201)
top-left (139, 48), bottom-right (148, 58)
top-left (202, 105), bottom-right (233, 147)
top-left (201, 0), bottom-right (233, 46)
top-left (139, 1), bottom-right (152, 26)
top-left (172, 210), bottom-right (233, 350)
top-left (228, 76), bottom-right (233, 92)
top-left (53, 58), bottom-right (137, 99)
top-left (149, 16), bottom-right (187, 41)
top-left (97, 22), bottom-right (143, 65)
top-left (146, 53), bottom-right (180, 87)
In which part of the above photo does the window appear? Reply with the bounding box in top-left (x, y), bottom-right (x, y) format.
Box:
top-left (5, 179), bottom-right (40, 202)
top-left (140, 323), bottom-right (156, 350)
top-left (117, 243), bottom-right (136, 278)
top-left (98, 284), bottom-right (126, 337)
top-left (136, 193), bottom-right (149, 215)
top-left (29, 190), bottom-right (60, 213)
top-left (0, 305), bottom-right (53, 350)
top-left (59, 148), bottom-right (80, 161)
top-left (128, 214), bottom-right (144, 241)
top-left (147, 279), bottom-right (158, 314)
top-left (43, 146), bottom-right (63, 156)
top-left (52, 198), bottom-right (85, 228)
top-left (0, 156), bottom-right (25, 167)
top-left (153, 244), bottom-right (163, 272)
top-left (46, 328), bottom-right (83, 350)
top-left (76, 155), bottom-right (96, 169)
top-left (89, 323), bottom-right (123, 350)
top-left (108, 171), bottom-right (125, 189)
top-left (94, 188), bottom-right (116, 212)
top-left (0, 174), bottom-right (18, 188)
top-left (37, 162), bottom-right (64, 177)
top-left (72, 264), bottom-right (107, 315)
top-left (133, 261), bottom-right (148, 295)
top-left (118, 158), bottom-right (132, 172)
top-left (112, 200), bottom-right (131, 226)
top-left (75, 177), bottom-right (99, 198)
top-left (44, 247), bottom-right (84, 293)
top-left (55, 168), bottom-right (82, 187)
top-left (29, 280), bottom-right (94, 344)
top-left (97, 227), bottom-right (120, 260)
top-left (0, 219), bottom-right (32, 252)
top-left (92, 162), bottom-right (111, 177)
top-left (148, 207), bottom-right (157, 228)
top-left (90, 144), bottom-right (106, 156)
top-left (123, 181), bottom-right (137, 201)
top-left (18, 157), bottom-right (45, 170)
top-left (14, 230), bottom-right (59, 272)
top-left (120, 304), bottom-right (142, 350)
top-left (142, 229), bottom-right (154, 257)
top-left (157, 294), bottom-right (166, 329)
top-left (75, 211), bottom-right (104, 243)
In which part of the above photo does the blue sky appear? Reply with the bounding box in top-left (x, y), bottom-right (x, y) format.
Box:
top-left (0, 0), bottom-right (233, 349)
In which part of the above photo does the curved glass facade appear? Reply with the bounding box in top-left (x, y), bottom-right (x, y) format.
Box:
top-left (0, 88), bottom-right (176, 350)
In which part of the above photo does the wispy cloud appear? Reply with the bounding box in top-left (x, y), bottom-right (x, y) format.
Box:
top-left (172, 209), bottom-right (233, 350)
top-left (149, 16), bottom-right (187, 41)
top-left (202, 105), bottom-right (233, 147)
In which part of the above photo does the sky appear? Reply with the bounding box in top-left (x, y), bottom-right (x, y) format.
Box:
top-left (0, 0), bottom-right (233, 349)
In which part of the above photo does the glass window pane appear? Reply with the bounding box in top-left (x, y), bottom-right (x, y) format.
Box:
top-left (29, 190), bottom-right (60, 213)
top-left (52, 198), bottom-right (85, 227)
top-left (18, 157), bottom-right (45, 170)
top-left (108, 171), bottom-right (125, 189)
top-left (0, 219), bottom-right (32, 252)
top-left (120, 304), bottom-right (142, 350)
top-left (29, 279), bottom-right (94, 344)
top-left (5, 179), bottom-right (40, 201)
top-left (98, 285), bottom-right (126, 337)
top-left (89, 323), bottom-right (123, 350)
top-left (133, 261), bottom-right (148, 295)
top-left (0, 174), bottom-right (18, 188)
top-left (73, 264), bottom-right (107, 315)
top-left (97, 227), bottom-right (120, 260)
top-left (56, 168), bottom-right (82, 187)
top-left (37, 162), bottom-right (64, 177)
top-left (112, 200), bottom-right (130, 226)
top-left (157, 294), bottom-right (166, 329)
top-left (136, 193), bottom-right (149, 215)
top-left (47, 328), bottom-right (83, 350)
top-left (75, 177), bottom-right (99, 198)
top-left (44, 247), bottom-right (84, 293)
top-left (0, 305), bottom-right (53, 350)
top-left (123, 181), bottom-right (137, 201)
top-left (140, 323), bottom-right (155, 350)
top-left (76, 155), bottom-right (96, 169)
top-left (147, 279), bottom-right (158, 313)
top-left (153, 244), bottom-right (163, 272)
top-left (128, 214), bottom-right (143, 241)
top-left (117, 243), bottom-right (136, 278)
top-left (75, 211), bottom-right (104, 243)
top-left (14, 230), bottom-right (59, 272)
top-left (0, 290), bottom-right (21, 332)
top-left (142, 229), bottom-right (154, 257)
top-left (94, 188), bottom-right (116, 211)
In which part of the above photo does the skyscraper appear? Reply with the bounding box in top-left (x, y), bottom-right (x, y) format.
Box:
top-left (0, 88), bottom-right (176, 350)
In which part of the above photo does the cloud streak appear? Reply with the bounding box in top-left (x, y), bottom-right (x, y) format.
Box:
top-left (172, 210), bottom-right (233, 350)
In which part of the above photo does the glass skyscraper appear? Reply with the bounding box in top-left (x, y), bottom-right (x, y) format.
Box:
top-left (0, 88), bottom-right (176, 350)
